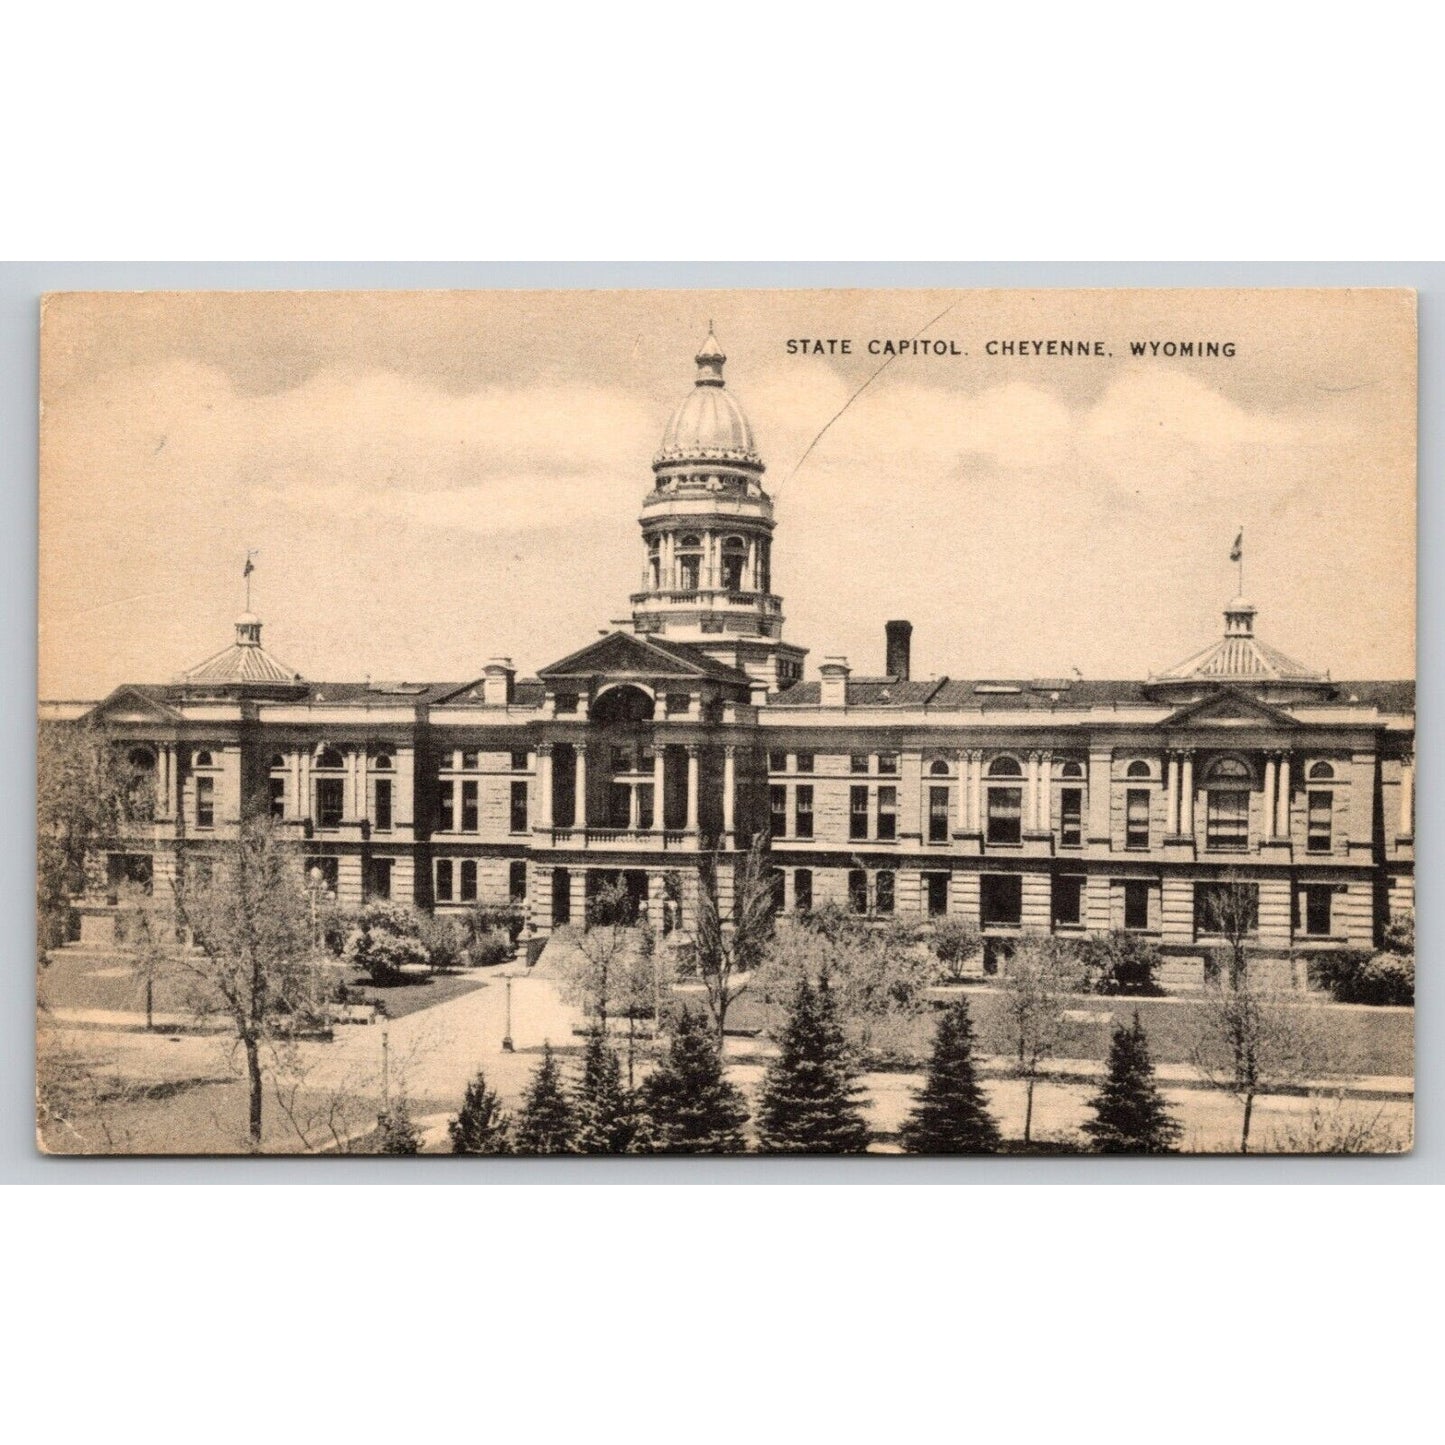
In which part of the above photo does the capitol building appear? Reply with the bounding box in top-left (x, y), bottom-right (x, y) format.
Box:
top-left (44, 332), bottom-right (1416, 980)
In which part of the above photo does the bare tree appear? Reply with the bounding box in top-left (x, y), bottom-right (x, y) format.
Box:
top-left (692, 835), bottom-right (776, 1051)
top-left (169, 816), bottom-right (318, 1150)
top-left (992, 936), bottom-right (1084, 1146)
top-left (1202, 874), bottom-right (1259, 983)
top-left (556, 876), bottom-right (645, 1037)
top-left (1189, 966), bottom-right (1328, 1153)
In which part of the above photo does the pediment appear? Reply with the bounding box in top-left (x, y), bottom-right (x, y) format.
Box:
top-left (1158, 686), bottom-right (1299, 729)
top-left (538, 631), bottom-right (733, 681)
top-left (86, 687), bottom-right (183, 724)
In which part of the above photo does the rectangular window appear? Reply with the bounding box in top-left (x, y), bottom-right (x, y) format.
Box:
top-left (268, 776), bottom-right (285, 820)
top-left (1125, 789), bottom-right (1150, 849)
top-left (1053, 874), bottom-right (1084, 927)
top-left (1060, 787), bottom-right (1083, 847)
top-left (794, 868), bottom-right (813, 913)
top-left (1303, 885), bottom-right (1332, 937)
top-left (876, 786), bottom-right (898, 841)
top-left (877, 752), bottom-right (899, 776)
top-left (796, 752), bottom-right (814, 774)
top-left (316, 777), bottom-right (343, 829)
top-left (611, 745), bottom-right (631, 774)
top-left (875, 871), bottom-right (895, 914)
top-left (848, 868), bottom-right (869, 914)
top-left (509, 860), bottom-right (527, 904)
top-left (196, 775), bottom-right (215, 828)
top-left (769, 750), bottom-right (787, 773)
top-left (367, 857), bottom-right (392, 902)
top-left (1195, 881), bottom-right (1258, 936)
top-left (510, 781), bottom-right (529, 833)
top-left (926, 872), bottom-right (949, 917)
top-left (511, 749), bottom-right (529, 771)
top-left (795, 785), bottom-right (814, 839)
top-left (928, 785), bottom-right (950, 843)
top-left (435, 859), bottom-right (454, 903)
top-left (461, 780), bottom-right (479, 832)
top-left (1123, 880), bottom-right (1150, 931)
top-left (767, 868), bottom-right (786, 912)
top-left (850, 753), bottom-right (870, 774)
top-left (554, 692), bottom-right (579, 714)
top-left (850, 785), bottom-right (869, 840)
top-left (980, 874), bottom-right (1022, 927)
top-left (770, 785), bottom-right (787, 838)
top-left (638, 784), bottom-right (655, 832)
top-left (666, 692), bottom-right (690, 716)
top-left (1307, 791), bottom-right (1333, 853)
top-left (436, 781), bottom-right (454, 833)
top-left (462, 750), bottom-right (479, 770)
top-left (986, 786), bottom-right (1022, 845)
top-left (1206, 790), bottom-right (1249, 851)
top-left (374, 778), bottom-right (393, 832)
top-left (460, 859), bottom-right (478, 902)
top-left (108, 853), bottom-right (153, 894)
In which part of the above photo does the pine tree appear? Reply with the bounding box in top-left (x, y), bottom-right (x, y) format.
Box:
top-left (757, 974), bottom-right (871, 1154)
top-left (374, 1099), bottom-right (422, 1154)
top-left (1082, 1011), bottom-right (1182, 1154)
top-left (899, 999), bottom-right (1001, 1154)
top-left (448, 1068), bottom-right (515, 1154)
top-left (641, 1007), bottom-right (749, 1153)
top-left (515, 1043), bottom-right (577, 1154)
top-left (574, 1030), bottom-right (643, 1154)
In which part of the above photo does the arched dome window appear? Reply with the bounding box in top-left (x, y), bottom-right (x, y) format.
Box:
top-left (988, 756), bottom-right (1023, 778)
top-left (1059, 760), bottom-right (1085, 779)
top-left (316, 746), bottom-right (344, 770)
top-left (193, 750), bottom-right (214, 768)
top-left (1126, 760), bottom-right (1152, 779)
top-left (676, 535), bottom-right (701, 592)
top-left (721, 536), bottom-right (747, 592)
top-left (373, 753), bottom-right (393, 771)
top-left (1205, 756), bottom-right (1253, 784)
top-left (1308, 761), bottom-right (1335, 781)
top-left (929, 759), bottom-right (951, 776)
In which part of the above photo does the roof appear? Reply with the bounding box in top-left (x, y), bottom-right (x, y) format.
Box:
top-left (537, 631), bottom-right (752, 685)
top-left (179, 640), bottom-right (301, 686)
top-left (1155, 633), bottom-right (1326, 683)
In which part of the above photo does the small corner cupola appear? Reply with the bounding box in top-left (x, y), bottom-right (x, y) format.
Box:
top-left (694, 324), bottom-right (727, 387)
top-left (1223, 596), bottom-right (1257, 638)
top-left (235, 611), bottom-right (263, 647)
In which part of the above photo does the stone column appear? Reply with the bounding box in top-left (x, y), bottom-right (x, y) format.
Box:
top-left (628, 781), bottom-right (640, 831)
top-left (1038, 752), bottom-right (1052, 831)
top-left (573, 744), bottom-right (588, 829)
top-left (355, 744), bottom-right (368, 822)
top-left (1166, 752), bottom-right (1180, 836)
top-left (1400, 754), bottom-right (1414, 838)
top-left (653, 744), bottom-right (666, 832)
top-left (1180, 751), bottom-right (1195, 836)
top-left (1263, 753), bottom-right (1277, 840)
top-left (745, 536), bottom-right (758, 591)
top-left (1087, 748), bottom-right (1112, 845)
top-left (538, 744), bottom-right (553, 831)
top-left (971, 752), bottom-right (983, 833)
top-left (685, 745), bottom-right (699, 833)
top-left (723, 744), bottom-right (736, 839)
top-left (1276, 753), bottom-right (1291, 839)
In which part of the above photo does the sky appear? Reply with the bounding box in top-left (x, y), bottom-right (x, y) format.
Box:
top-left (38, 287), bottom-right (1416, 697)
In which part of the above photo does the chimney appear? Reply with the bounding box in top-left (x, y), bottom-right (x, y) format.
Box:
top-left (819, 655), bottom-right (850, 708)
top-left (886, 620), bottom-right (912, 681)
top-left (482, 657), bottom-right (515, 706)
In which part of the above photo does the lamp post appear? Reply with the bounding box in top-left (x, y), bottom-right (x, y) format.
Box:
top-left (502, 974), bottom-right (515, 1052)
top-left (307, 865), bottom-right (323, 948)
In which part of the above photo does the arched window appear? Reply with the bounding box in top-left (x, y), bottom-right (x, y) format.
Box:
top-left (1205, 756), bottom-right (1252, 784)
top-left (928, 759), bottom-right (951, 776)
top-left (1308, 761), bottom-right (1335, 781)
top-left (1059, 759), bottom-right (1085, 779)
top-left (269, 753), bottom-right (286, 770)
top-left (373, 753), bottom-right (393, 771)
top-left (316, 746), bottom-right (344, 769)
top-left (721, 535), bottom-right (747, 592)
top-left (1125, 760), bottom-right (1152, 779)
top-left (987, 756), bottom-right (1023, 778)
top-left (127, 747), bottom-right (155, 771)
top-left (647, 537), bottom-right (660, 590)
top-left (193, 750), bottom-right (214, 768)
top-left (676, 534), bottom-right (701, 591)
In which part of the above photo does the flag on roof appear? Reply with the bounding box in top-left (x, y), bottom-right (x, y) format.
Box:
top-left (1229, 529), bottom-right (1243, 563)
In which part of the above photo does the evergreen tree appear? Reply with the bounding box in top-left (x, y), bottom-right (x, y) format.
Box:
top-left (574, 1031), bottom-right (643, 1154)
top-left (374, 1100), bottom-right (422, 1154)
top-left (448, 1068), bottom-right (515, 1154)
top-left (641, 1007), bottom-right (749, 1153)
top-left (757, 974), bottom-right (871, 1154)
top-left (899, 999), bottom-right (1001, 1154)
top-left (515, 1044), bottom-right (577, 1154)
top-left (1082, 1011), bottom-right (1182, 1154)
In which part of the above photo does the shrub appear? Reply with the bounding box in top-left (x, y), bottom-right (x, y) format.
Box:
top-left (467, 903), bottom-right (526, 944)
top-left (416, 912), bottom-right (468, 971)
top-left (1078, 931), bottom-right (1164, 996)
top-left (468, 929), bottom-right (513, 968)
top-left (930, 918), bottom-right (983, 981)
top-left (1383, 909), bottom-right (1414, 956)
top-left (345, 903), bottom-right (431, 984)
top-left (1305, 949), bottom-right (1413, 1006)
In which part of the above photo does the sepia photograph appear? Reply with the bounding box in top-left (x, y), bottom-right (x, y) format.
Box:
top-left (36, 286), bottom-right (1417, 1157)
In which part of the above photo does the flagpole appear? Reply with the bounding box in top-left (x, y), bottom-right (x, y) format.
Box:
top-left (1237, 526), bottom-right (1244, 596)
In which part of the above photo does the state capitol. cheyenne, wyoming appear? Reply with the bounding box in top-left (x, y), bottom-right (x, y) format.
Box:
top-left (42, 331), bottom-right (1415, 985)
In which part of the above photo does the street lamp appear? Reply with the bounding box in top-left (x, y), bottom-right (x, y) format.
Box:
top-left (307, 865), bottom-right (324, 947)
top-left (502, 974), bottom-right (515, 1052)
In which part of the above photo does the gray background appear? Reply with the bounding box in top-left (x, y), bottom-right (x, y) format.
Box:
top-left (5, 260), bottom-right (1435, 1183)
